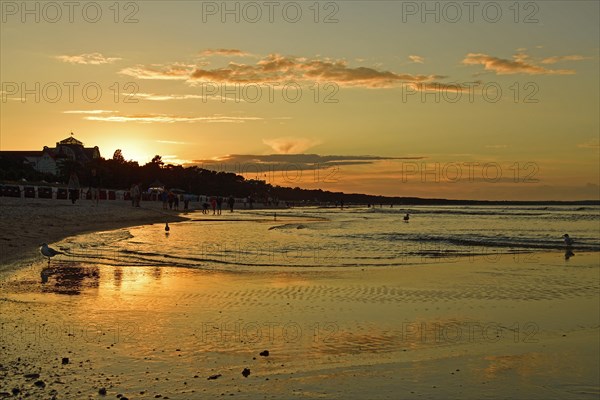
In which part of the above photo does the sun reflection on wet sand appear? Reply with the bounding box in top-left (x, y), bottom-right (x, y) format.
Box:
top-left (0, 237), bottom-right (598, 398)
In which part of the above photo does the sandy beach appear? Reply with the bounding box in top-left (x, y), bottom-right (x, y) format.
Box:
top-left (0, 197), bottom-right (191, 273)
top-left (2, 0), bottom-right (598, 397)
top-left (0, 201), bottom-right (598, 399)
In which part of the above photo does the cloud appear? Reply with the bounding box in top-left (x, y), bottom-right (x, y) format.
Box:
top-left (136, 93), bottom-right (205, 101)
top-left (83, 113), bottom-right (263, 124)
top-left (541, 55), bottom-right (589, 64)
top-left (63, 110), bottom-right (115, 114)
top-left (120, 63), bottom-right (196, 80)
top-left (56, 53), bottom-right (121, 65)
top-left (262, 137), bottom-right (321, 154)
top-left (194, 54), bottom-right (443, 87)
top-left (463, 53), bottom-right (576, 75)
top-left (408, 55), bottom-right (425, 64)
top-left (200, 49), bottom-right (251, 57)
top-left (577, 139), bottom-right (600, 149)
top-left (189, 154), bottom-right (425, 170)
top-left (160, 155), bottom-right (193, 165)
top-left (135, 92), bottom-right (242, 102)
top-left (156, 140), bottom-right (189, 145)
top-left (121, 53), bottom-right (445, 89)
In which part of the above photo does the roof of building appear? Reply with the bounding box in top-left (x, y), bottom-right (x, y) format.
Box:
top-left (58, 136), bottom-right (84, 146)
top-left (0, 135), bottom-right (100, 162)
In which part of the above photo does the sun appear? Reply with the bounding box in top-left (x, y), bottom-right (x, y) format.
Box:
top-left (110, 143), bottom-right (153, 165)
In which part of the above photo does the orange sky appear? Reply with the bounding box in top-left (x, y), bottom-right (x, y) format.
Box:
top-left (1, 1), bottom-right (598, 200)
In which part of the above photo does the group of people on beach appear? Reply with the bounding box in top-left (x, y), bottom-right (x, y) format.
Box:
top-left (65, 169), bottom-right (237, 214)
top-left (200, 195), bottom-right (236, 214)
top-left (160, 190), bottom-right (193, 210)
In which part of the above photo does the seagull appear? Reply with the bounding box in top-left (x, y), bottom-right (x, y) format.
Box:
top-left (40, 243), bottom-right (62, 264)
top-left (403, 213), bottom-right (410, 223)
top-left (563, 234), bottom-right (574, 246)
top-left (165, 222), bottom-right (170, 232)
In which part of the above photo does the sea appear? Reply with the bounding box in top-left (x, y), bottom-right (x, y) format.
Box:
top-left (56, 205), bottom-right (600, 270)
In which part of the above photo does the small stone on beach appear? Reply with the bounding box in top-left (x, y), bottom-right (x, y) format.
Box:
top-left (259, 350), bottom-right (269, 357)
top-left (242, 368), bottom-right (251, 378)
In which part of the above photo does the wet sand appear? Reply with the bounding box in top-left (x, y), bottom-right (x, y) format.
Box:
top-left (1, 221), bottom-right (598, 400)
top-left (0, 197), bottom-right (191, 272)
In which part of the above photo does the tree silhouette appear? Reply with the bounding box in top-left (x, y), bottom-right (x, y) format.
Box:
top-left (151, 155), bottom-right (163, 167)
top-left (112, 149), bottom-right (125, 163)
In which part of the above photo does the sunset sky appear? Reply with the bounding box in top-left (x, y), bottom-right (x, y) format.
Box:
top-left (1, 1), bottom-right (598, 200)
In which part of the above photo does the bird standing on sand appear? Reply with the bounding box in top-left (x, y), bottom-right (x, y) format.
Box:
top-left (563, 234), bottom-right (574, 246)
top-left (40, 243), bottom-right (62, 264)
top-left (403, 213), bottom-right (410, 223)
top-left (165, 222), bottom-right (170, 232)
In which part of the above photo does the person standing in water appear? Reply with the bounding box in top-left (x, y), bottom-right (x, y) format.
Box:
top-left (563, 234), bottom-right (574, 246)
top-left (563, 234), bottom-right (575, 260)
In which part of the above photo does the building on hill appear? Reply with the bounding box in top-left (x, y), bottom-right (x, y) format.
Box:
top-left (0, 134), bottom-right (101, 175)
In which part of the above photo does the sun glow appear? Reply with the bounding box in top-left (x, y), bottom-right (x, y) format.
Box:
top-left (110, 144), bottom-right (154, 165)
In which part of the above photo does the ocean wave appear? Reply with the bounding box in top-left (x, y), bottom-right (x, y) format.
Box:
top-left (380, 233), bottom-right (600, 251)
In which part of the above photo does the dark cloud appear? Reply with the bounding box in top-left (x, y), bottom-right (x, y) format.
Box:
top-left (188, 153), bottom-right (425, 170)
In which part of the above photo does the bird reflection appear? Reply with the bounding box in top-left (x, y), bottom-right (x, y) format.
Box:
top-left (40, 265), bottom-right (99, 295)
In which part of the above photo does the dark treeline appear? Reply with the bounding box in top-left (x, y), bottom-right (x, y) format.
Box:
top-left (1, 150), bottom-right (598, 206)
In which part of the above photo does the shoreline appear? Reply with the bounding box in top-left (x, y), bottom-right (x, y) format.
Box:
top-left (0, 250), bottom-right (597, 399)
top-left (0, 197), bottom-right (192, 274)
top-left (0, 203), bottom-right (597, 399)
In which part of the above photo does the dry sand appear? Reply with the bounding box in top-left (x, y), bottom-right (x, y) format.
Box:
top-left (0, 199), bottom-right (598, 399)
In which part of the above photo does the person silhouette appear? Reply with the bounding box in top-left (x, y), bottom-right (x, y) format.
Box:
top-left (68, 171), bottom-right (80, 204)
top-left (563, 234), bottom-right (574, 246)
